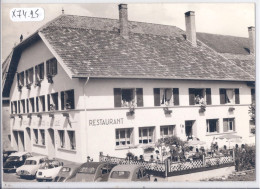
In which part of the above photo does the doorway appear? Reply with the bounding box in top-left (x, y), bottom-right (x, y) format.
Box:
top-left (48, 128), bottom-right (55, 158)
top-left (185, 120), bottom-right (195, 139)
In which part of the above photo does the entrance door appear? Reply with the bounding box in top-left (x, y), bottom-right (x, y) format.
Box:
top-left (18, 131), bottom-right (25, 151)
top-left (25, 128), bottom-right (32, 152)
top-left (48, 128), bottom-right (55, 158)
top-left (185, 121), bottom-right (194, 139)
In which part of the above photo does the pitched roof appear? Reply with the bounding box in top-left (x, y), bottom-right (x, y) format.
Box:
top-left (39, 14), bottom-right (253, 81)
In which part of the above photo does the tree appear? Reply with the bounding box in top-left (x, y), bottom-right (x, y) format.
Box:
top-left (248, 103), bottom-right (255, 125)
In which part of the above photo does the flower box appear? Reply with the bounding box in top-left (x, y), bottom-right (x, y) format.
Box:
top-left (47, 75), bottom-right (53, 84)
top-left (228, 107), bottom-right (235, 112)
top-left (27, 113), bottom-right (32, 118)
top-left (163, 107), bottom-right (172, 114)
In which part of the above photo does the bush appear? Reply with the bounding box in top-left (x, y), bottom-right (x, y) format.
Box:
top-left (235, 145), bottom-right (255, 171)
top-left (143, 146), bottom-right (155, 153)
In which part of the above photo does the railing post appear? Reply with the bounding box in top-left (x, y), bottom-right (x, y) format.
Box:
top-left (203, 155), bottom-right (205, 166)
top-left (233, 149), bottom-right (235, 164)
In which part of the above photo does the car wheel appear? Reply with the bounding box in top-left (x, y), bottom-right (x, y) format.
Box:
top-left (37, 179), bottom-right (42, 182)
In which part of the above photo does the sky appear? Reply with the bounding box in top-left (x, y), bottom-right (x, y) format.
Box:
top-left (1, 3), bottom-right (255, 62)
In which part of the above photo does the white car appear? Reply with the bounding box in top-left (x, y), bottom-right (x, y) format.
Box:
top-left (36, 159), bottom-right (63, 182)
top-left (16, 156), bottom-right (48, 179)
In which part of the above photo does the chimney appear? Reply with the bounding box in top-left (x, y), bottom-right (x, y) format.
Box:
top-left (248, 26), bottom-right (255, 55)
top-left (118, 4), bottom-right (129, 39)
top-left (185, 11), bottom-right (197, 47)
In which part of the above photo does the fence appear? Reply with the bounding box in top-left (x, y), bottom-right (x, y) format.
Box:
top-left (100, 153), bottom-right (234, 177)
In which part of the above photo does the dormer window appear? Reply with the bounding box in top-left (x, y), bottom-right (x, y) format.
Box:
top-left (61, 90), bottom-right (75, 110)
top-left (46, 58), bottom-right (57, 76)
top-left (220, 88), bottom-right (240, 104)
top-left (25, 67), bottom-right (34, 88)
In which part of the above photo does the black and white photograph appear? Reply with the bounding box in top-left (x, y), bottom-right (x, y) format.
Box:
top-left (1, 1), bottom-right (258, 188)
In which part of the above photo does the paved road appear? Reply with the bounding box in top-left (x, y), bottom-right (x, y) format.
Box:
top-left (3, 172), bottom-right (37, 182)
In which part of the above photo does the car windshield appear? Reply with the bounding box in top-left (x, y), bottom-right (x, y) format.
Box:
top-left (78, 167), bottom-right (96, 174)
top-left (6, 156), bottom-right (19, 161)
top-left (40, 161), bottom-right (60, 169)
top-left (110, 171), bottom-right (130, 179)
top-left (24, 160), bottom-right (37, 165)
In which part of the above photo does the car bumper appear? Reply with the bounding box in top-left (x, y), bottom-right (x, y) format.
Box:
top-left (3, 168), bottom-right (16, 172)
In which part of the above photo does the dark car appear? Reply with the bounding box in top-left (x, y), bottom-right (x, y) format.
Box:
top-left (3, 152), bottom-right (33, 173)
top-left (3, 150), bottom-right (17, 163)
top-left (67, 162), bottom-right (114, 182)
top-left (54, 163), bottom-right (81, 182)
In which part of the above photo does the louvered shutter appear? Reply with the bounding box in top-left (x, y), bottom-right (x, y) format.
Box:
top-left (47, 95), bottom-right (50, 111)
top-left (36, 97), bottom-right (39, 112)
top-left (235, 89), bottom-right (240, 104)
top-left (206, 88), bottom-right (212, 105)
top-left (35, 65), bottom-right (38, 81)
top-left (216, 120), bottom-right (219, 132)
top-left (70, 90), bottom-right (75, 109)
top-left (114, 88), bottom-right (122, 107)
top-left (153, 88), bottom-right (160, 106)
top-left (219, 89), bottom-right (226, 104)
top-left (233, 119), bottom-right (236, 131)
top-left (136, 88), bottom-right (143, 107)
top-left (223, 119), bottom-right (228, 132)
top-left (173, 88), bottom-right (179, 106)
top-left (189, 89), bottom-right (195, 105)
top-left (26, 99), bottom-right (29, 113)
top-left (17, 74), bottom-right (19, 85)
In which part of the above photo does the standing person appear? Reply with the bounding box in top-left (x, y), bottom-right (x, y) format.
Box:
top-left (234, 144), bottom-right (240, 172)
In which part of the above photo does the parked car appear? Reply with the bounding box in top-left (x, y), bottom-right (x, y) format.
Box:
top-left (108, 165), bottom-right (150, 182)
top-left (54, 163), bottom-right (81, 182)
top-left (67, 162), bottom-right (114, 182)
top-left (36, 159), bottom-right (64, 182)
top-left (3, 152), bottom-right (33, 173)
top-left (3, 150), bottom-right (17, 163)
top-left (16, 156), bottom-right (48, 179)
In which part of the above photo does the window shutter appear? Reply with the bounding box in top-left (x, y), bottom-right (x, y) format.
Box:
top-left (18, 101), bottom-right (20, 113)
top-left (219, 89), bottom-right (226, 104)
top-left (47, 95), bottom-right (50, 111)
top-left (53, 59), bottom-right (57, 75)
top-left (189, 88), bottom-right (195, 105)
top-left (40, 63), bottom-right (44, 79)
top-left (70, 90), bottom-right (75, 109)
top-left (17, 74), bottom-right (19, 85)
top-left (235, 89), bottom-right (240, 104)
top-left (173, 88), bottom-right (179, 106)
top-left (46, 61), bottom-right (50, 75)
top-left (30, 68), bottom-right (34, 83)
top-left (35, 65), bottom-right (38, 81)
top-left (206, 88), bottom-right (212, 105)
top-left (11, 102), bottom-right (13, 114)
top-left (153, 88), bottom-right (160, 106)
top-left (223, 119), bottom-right (228, 132)
top-left (216, 120), bottom-right (219, 133)
top-left (36, 97), bottom-right (39, 112)
top-left (251, 89), bottom-right (255, 104)
top-left (61, 91), bottom-right (65, 110)
top-left (114, 88), bottom-right (122, 107)
top-left (233, 119), bottom-right (236, 131)
top-left (136, 88), bottom-right (143, 107)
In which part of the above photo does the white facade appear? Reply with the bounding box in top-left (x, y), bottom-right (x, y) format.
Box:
top-left (9, 39), bottom-right (254, 162)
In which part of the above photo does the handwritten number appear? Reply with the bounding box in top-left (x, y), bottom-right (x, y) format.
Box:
top-left (12, 9), bottom-right (16, 18)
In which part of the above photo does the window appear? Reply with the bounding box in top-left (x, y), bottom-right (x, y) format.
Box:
top-left (46, 58), bottom-right (58, 76)
top-left (21, 99), bottom-right (25, 113)
top-left (160, 125), bottom-right (175, 139)
top-left (11, 101), bottom-right (17, 114)
top-left (251, 89), bottom-right (255, 104)
top-left (154, 88), bottom-right (179, 106)
top-left (220, 88), bottom-right (239, 104)
top-left (33, 129), bottom-right (38, 144)
top-left (35, 63), bottom-right (44, 81)
top-left (17, 72), bottom-right (24, 87)
top-left (25, 67), bottom-right (34, 85)
top-left (114, 88), bottom-right (143, 107)
top-left (58, 130), bottom-right (65, 148)
top-left (189, 88), bottom-right (211, 105)
top-left (139, 127), bottom-right (155, 144)
top-left (39, 129), bottom-right (45, 145)
top-left (223, 118), bottom-right (235, 132)
top-left (68, 131), bottom-right (76, 150)
top-left (36, 95), bottom-right (45, 112)
top-left (47, 93), bottom-right (59, 111)
top-left (61, 90), bottom-right (75, 110)
top-left (115, 128), bottom-right (133, 146)
top-left (29, 98), bottom-right (35, 113)
top-left (206, 119), bottom-right (219, 133)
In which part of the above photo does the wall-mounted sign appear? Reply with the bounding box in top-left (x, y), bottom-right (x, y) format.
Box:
top-left (89, 118), bottom-right (124, 126)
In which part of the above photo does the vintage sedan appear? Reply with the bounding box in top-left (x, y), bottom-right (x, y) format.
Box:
top-left (36, 159), bottom-right (63, 182)
top-left (54, 163), bottom-right (81, 182)
top-left (3, 152), bottom-right (33, 173)
top-left (108, 165), bottom-right (150, 182)
top-left (16, 156), bottom-right (48, 179)
top-left (3, 150), bottom-right (17, 163)
top-left (67, 162), bottom-right (114, 182)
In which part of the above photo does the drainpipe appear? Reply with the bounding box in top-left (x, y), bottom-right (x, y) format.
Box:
top-left (83, 77), bottom-right (89, 161)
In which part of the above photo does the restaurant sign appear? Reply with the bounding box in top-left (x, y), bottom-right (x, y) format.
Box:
top-left (89, 118), bottom-right (124, 126)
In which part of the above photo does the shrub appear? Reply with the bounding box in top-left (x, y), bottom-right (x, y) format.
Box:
top-left (143, 146), bottom-right (155, 153)
top-left (235, 145), bottom-right (255, 171)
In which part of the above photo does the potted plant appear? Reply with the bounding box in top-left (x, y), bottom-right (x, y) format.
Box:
top-left (18, 85), bottom-right (23, 92)
top-left (229, 107), bottom-right (235, 112)
top-left (47, 74), bottom-right (53, 83)
top-left (35, 79), bottom-right (41, 87)
top-left (126, 101), bottom-right (135, 116)
top-left (163, 107), bottom-right (172, 114)
top-left (26, 83), bottom-right (31, 89)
